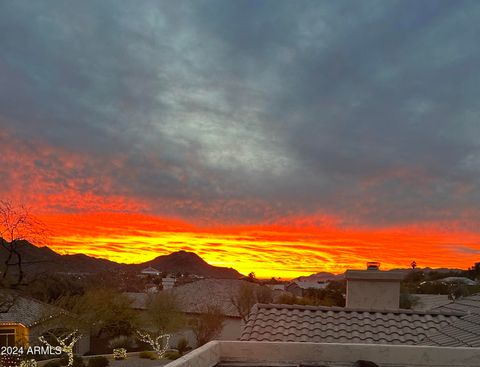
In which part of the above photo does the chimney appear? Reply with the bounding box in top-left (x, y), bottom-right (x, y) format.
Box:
top-left (345, 262), bottom-right (404, 310)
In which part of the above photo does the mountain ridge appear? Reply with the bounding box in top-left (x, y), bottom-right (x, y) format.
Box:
top-left (0, 239), bottom-right (242, 279)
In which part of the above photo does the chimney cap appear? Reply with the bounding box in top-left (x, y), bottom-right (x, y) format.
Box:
top-left (367, 262), bottom-right (381, 270)
top-left (345, 269), bottom-right (404, 281)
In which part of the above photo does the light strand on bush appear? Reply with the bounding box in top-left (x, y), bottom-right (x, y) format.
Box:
top-left (38, 330), bottom-right (82, 367)
top-left (113, 348), bottom-right (127, 360)
top-left (136, 330), bottom-right (170, 358)
top-left (20, 359), bottom-right (37, 367)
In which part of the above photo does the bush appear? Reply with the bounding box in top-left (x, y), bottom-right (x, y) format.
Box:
top-left (176, 337), bottom-right (189, 356)
top-left (59, 355), bottom-right (85, 367)
top-left (138, 351), bottom-right (156, 360)
top-left (108, 335), bottom-right (133, 349)
top-left (87, 357), bottom-right (109, 367)
top-left (400, 294), bottom-right (419, 309)
top-left (163, 351), bottom-right (180, 360)
top-left (43, 361), bottom-right (61, 367)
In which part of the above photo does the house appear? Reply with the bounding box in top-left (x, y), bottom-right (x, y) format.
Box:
top-left (285, 280), bottom-right (328, 297)
top-left (436, 276), bottom-right (478, 285)
top-left (139, 266), bottom-right (161, 276)
top-left (127, 278), bottom-right (285, 348)
top-left (284, 281), bottom-right (302, 296)
top-left (265, 283), bottom-right (285, 291)
top-left (0, 289), bottom-right (90, 354)
top-left (241, 265), bottom-right (480, 348)
top-left (162, 265), bottom-right (480, 367)
top-left (144, 283), bottom-right (159, 293)
top-left (162, 276), bottom-right (176, 290)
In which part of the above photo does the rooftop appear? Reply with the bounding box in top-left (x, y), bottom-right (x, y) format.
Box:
top-left (409, 294), bottom-right (451, 311)
top-left (140, 266), bottom-right (161, 273)
top-left (423, 292), bottom-right (480, 347)
top-left (127, 279), bottom-right (282, 317)
top-left (240, 303), bottom-right (463, 345)
top-left (0, 289), bottom-right (64, 327)
top-left (291, 281), bottom-right (327, 289)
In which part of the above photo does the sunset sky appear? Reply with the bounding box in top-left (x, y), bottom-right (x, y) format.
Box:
top-left (1, 1), bottom-right (480, 278)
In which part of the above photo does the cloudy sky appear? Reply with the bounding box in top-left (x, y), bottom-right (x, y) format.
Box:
top-left (1, 1), bottom-right (479, 277)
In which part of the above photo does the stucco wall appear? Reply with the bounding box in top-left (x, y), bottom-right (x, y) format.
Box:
top-left (346, 279), bottom-right (400, 309)
top-left (165, 341), bottom-right (480, 367)
top-left (169, 317), bottom-right (241, 350)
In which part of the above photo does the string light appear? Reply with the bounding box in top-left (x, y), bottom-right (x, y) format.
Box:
top-left (19, 359), bottom-right (37, 367)
top-left (38, 330), bottom-right (82, 367)
top-left (113, 348), bottom-right (127, 360)
top-left (135, 330), bottom-right (170, 358)
top-left (1, 355), bottom-right (21, 367)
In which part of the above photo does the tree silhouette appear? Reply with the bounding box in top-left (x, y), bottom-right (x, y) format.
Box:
top-left (0, 201), bottom-right (46, 287)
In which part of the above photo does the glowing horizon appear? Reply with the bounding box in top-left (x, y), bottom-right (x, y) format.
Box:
top-left (34, 212), bottom-right (479, 279)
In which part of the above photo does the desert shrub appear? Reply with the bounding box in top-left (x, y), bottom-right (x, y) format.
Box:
top-left (163, 351), bottom-right (180, 360)
top-left (176, 337), bottom-right (189, 355)
top-left (138, 351), bottom-right (156, 360)
top-left (87, 357), bottom-right (109, 367)
top-left (108, 335), bottom-right (133, 349)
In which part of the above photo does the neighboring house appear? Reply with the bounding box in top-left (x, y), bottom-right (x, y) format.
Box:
top-left (265, 284), bottom-right (285, 291)
top-left (127, 278), bottom-right (283, 347)
top-left (437, 276), bottom-right (478, 285)
top-left (139, 266), bottom-right (161, 276)
top-left (285, 281), bottom-right (302, 296)
top-left (163, 267), bottom-right (480, 367)
top-left (241, 267), bottom-right (480, 348)
top-left (0, 289), bottom-right (89, 354)
top-left (145, 283), bottom-right (159, 293)
top-left (162, 276), bottom-right (176, 290)
top-left (285, 280), bottom-right (328, 297)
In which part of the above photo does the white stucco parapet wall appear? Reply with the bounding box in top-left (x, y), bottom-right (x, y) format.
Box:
top-left (164, 341), bottom-right (480, 367)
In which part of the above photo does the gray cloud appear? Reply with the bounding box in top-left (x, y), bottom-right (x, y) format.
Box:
top-left (1, 0), bottom-right (480, 226)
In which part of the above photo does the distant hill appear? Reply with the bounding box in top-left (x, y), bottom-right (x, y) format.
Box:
top-left (0, 239), bottom-right (120, 274)
top-left (0, 239), bottom-right (242, 279)
top-left (134, 250), bottom-right (242, 279)
top-left (293, 272), bottom-right (344, 282)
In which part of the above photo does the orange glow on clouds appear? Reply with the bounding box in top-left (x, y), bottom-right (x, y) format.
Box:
top-left (2, 131), bottom-right (480, 279)
top-left (38, 212), bottom-right (480, 279)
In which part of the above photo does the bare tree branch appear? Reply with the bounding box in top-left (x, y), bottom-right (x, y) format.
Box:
top-left (0, 200), bottom-right (48, 287)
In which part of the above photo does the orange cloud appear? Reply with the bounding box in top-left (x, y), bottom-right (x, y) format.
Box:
top-left (35, 212), bottom-right (480, 279)
top-left (2, 131), bottom-right (480, 279)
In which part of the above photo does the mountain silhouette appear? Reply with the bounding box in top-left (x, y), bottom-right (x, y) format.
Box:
top-left (0, 239), bottom-right (242, 279)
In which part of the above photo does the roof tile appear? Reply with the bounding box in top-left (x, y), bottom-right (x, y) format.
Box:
top-left (241, 303), bottom-right (462, 346)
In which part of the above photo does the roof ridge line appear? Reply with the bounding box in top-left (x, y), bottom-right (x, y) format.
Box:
top-left (255, 303), bottom-right (466, 316)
